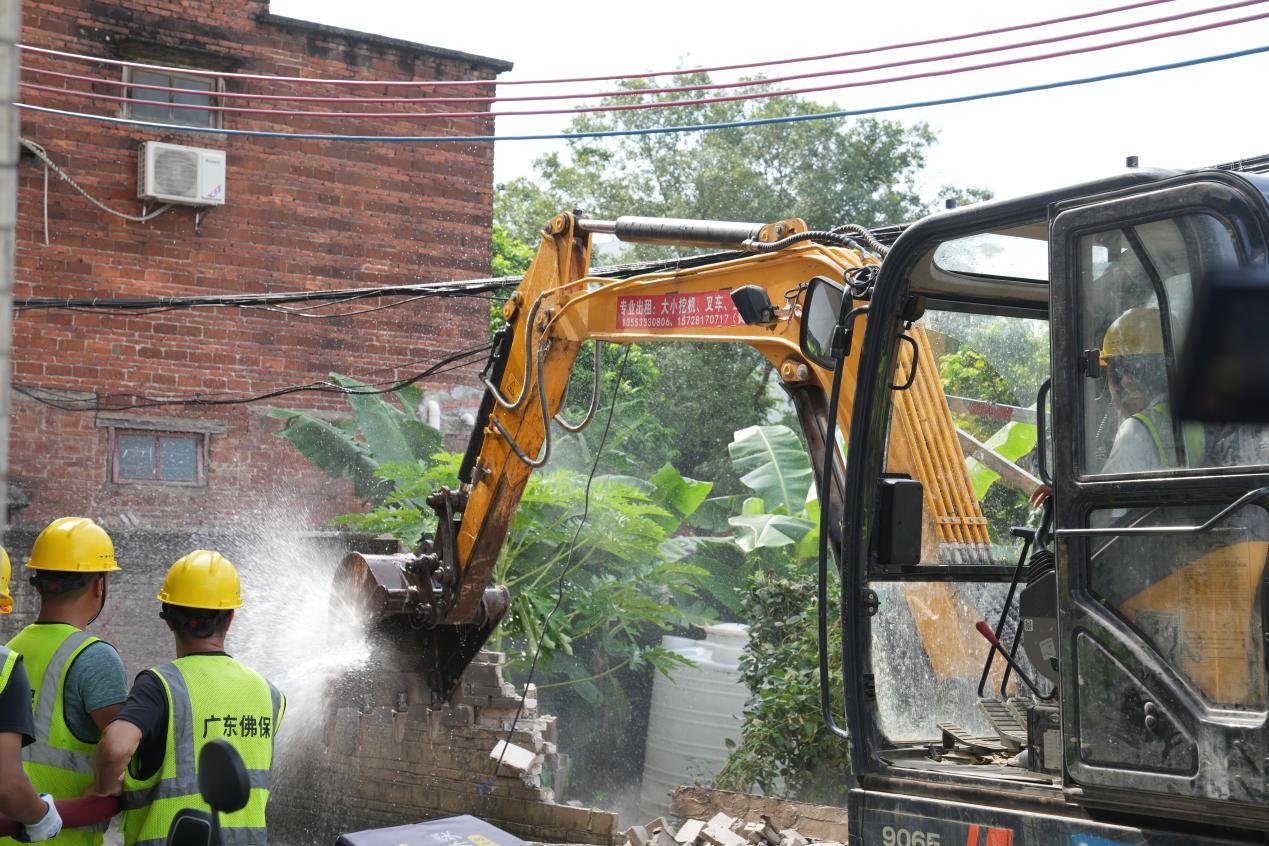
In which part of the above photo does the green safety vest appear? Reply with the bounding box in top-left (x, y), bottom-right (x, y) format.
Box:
top-left (121, 656), bottom-right (283, 846)
top-left (1132, 402), bottom-right (1206, 468)
top-left (5, 624), bottom-right (108, 846)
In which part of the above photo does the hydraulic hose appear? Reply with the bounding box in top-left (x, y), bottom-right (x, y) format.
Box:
top-left (743, 230), bottom-right (865, 254)
top-left (831, 223), bottom-right (891, 257)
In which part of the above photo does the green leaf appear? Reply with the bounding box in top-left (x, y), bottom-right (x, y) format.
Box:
top-left (273, 413), bottom-right (385, 501)
top-left (688, 495), bottom-right (748, 532)
top-left (394, 384), bottom-right (425, 417)
top-left (649, 463), bottom-right (714, 517)
top-left (728, 513), bottom-right (817, 552)
top-left (968, 420), bottom-right (1038, 499)
top-left (327, 372), bottom-right (421, 466)
top-left (728, 425), bottom-right (813, 515)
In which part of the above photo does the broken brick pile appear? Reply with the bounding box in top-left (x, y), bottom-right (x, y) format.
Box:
top-left (625, 812), bottom-right (830, 846)
top-left (270, 651), bottom-right (619, 845)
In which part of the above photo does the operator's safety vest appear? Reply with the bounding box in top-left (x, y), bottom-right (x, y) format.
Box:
top-left (5, 623), bottom-right (109, 846)
top-left (1132, 402), bottom-right (1206, 468)
top-left (121, 655), bottom-right (284, 846)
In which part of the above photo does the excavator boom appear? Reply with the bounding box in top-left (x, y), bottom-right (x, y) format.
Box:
top-left (336, 210), bottom-right (986, 703)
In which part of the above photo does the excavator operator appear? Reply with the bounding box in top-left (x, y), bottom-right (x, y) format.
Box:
top-left (1099, 306), bottom-right (1204, 474)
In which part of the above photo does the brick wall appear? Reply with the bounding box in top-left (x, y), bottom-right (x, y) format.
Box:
top-left (12, 0), bottom-right (509, 529)
top-left (273, 649), bottom-right (620, 846)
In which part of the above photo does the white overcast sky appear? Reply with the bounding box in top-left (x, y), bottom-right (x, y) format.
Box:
top-left (270, 0), bottom-right (1269, 207)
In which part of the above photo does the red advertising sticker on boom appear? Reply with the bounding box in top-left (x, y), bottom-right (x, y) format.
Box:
top-left (615, 290), bottom-right (743, 330)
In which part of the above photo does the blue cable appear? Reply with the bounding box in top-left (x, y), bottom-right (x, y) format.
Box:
top-left (15, 45), bottom-right (1268, 143)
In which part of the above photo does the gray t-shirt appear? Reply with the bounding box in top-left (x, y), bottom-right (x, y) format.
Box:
top-left (64, 640), bottom-right (128, 743)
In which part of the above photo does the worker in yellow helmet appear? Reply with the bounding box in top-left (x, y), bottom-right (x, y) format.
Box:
top-left (89, 551), bottom-right (284, 846)
top-left (6, 519), bottom-right (128, 845)
top-left (1098, 306), bottom-right (1204, 474)
top-left (0, 547), bottom-right (66, 841)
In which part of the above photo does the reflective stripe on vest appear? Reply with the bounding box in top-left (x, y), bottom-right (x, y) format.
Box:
top-left (5, 624), bottom-right (106, 846)
top-left (0, 647), bottom-right (16, 691)
top-left (1132, 402), bottom-right (1206, 468)
top-left (120, 657), bottom-right (281, 846)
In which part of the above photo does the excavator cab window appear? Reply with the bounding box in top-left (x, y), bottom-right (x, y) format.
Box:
top-left (869, 308), bottom-right (1052, 747)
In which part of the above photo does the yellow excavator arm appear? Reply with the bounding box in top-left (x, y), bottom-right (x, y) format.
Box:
top-left (337, 211), bottom-right (990, 703)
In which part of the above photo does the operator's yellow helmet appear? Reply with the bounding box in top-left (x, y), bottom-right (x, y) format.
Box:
top-left (0, 547), bottom-right (12, 614)
top-left (27, 517), bottom-right (119, 573)
top-left (1100, 306), bottom-right (1166, 364)
top-left (158, 550), bottom-right (243, 610)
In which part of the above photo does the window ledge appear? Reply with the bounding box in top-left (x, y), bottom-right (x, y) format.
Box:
top-left (95, 413), bottom-right (227, 434)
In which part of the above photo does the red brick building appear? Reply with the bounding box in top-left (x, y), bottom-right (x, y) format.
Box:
top-left (10, 0), bottom-right (511, 529)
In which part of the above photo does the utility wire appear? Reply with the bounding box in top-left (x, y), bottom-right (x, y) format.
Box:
top-left (18, 0), bottom-right (1260, 108)
top-left (17, 0), bottom-right (1186, 89)
top-left (19, 10), bottom-right (1269, 121)
top-left (14, 344), bottom-right (491, 412)
top-left (15, 278), bottom-right (513, 311)
top-left (16, 44), bottom-right (1269, 142)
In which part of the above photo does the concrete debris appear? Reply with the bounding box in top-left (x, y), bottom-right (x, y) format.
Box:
top-left (625, 811), bottom-right (834, 846)
top-left (625, 825), bottom-right (650, 846)
top-left (675, 819), bottom-right (706, 845)
top-left (489, 739), bottom-right (538, 775)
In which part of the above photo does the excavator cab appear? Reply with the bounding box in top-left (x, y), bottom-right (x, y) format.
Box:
top-left (834, 168), bottom-right (1269, 842)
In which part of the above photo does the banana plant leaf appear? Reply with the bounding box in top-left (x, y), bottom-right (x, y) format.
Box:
top-left (728, 425), bottom-right (814, 515)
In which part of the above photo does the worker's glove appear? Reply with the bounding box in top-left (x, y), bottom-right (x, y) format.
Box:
top-left (16, 795), bottom-right (63, 843)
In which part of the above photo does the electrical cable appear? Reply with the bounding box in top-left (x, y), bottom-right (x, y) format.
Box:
top-left (16, 44), bottom-right (1269, 142)
top-left (20, 138), bottom-right (173, 225)
top-left (13, 343), bottom-right (491, 412)
top-left (15, 278), bottom-right (511, 310)
top-left (478, 344), bottom-right (632, 800)
top-left (16, 0), bottom-right (1186, 89)
top-left (18, 0), bottom-right (1260, 108)
top-left (19, 10), bottom-right (1269, 121)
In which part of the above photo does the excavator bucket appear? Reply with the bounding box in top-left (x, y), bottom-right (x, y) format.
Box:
top-left (335, 533), bottom-right (509, 707)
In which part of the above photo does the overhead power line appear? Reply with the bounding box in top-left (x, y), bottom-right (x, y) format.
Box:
top-left (14, 278), bottom-right (513, 311)
top-left (19, 11), bottom-right (1269, 122)
top-left (18, 0), bottom-right (1259, 107)
top-left (16, 0), bottom-right (1185, 88)
top-left (17, 45), bottom-right (1269, 142)
top-left (14, 344), bottom-right (493, 413)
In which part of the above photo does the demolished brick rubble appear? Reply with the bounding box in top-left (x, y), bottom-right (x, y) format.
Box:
top-left (626, 811), bottom-right (839, 846)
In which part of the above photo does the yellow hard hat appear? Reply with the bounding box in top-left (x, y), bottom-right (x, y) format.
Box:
top-left (158, 550), bottom-right (243, 610)
top-left (1100, 306), bottom-right (1166, 363)
top-left (27, 517), bottom-right (119, 573)
top-left (0, 547), bottom-right (12, 614)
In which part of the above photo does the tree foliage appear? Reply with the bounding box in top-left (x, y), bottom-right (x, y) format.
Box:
top-left (496, 75), bottom-right (949, 256)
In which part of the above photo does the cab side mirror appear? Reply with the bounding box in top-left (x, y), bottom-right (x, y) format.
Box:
top-left (1174, 265), bottom-right (1269, 422)
top-left (199, 739), bottom-right (250, 814)
top-left (165, 740), bottom-right (251, 846)
top-left (800, 276), bottom-right (847, 368)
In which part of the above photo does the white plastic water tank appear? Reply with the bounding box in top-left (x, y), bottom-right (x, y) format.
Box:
top-left (637, 623), bottom-right (750, 822)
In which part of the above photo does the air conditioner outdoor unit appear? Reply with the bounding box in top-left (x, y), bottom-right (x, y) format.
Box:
top-left (137, 141), bottom-right (226, 206)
